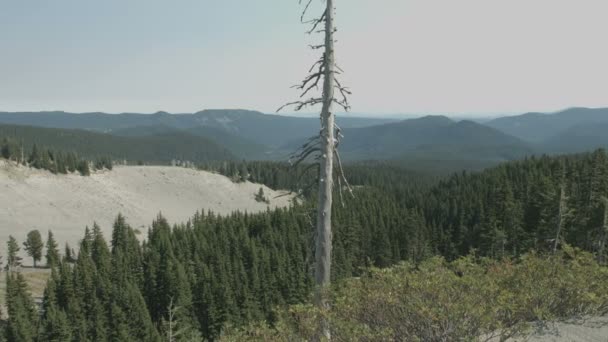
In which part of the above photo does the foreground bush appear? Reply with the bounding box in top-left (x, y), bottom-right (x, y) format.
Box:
top-left (220, 247), bottom-right (608, 341)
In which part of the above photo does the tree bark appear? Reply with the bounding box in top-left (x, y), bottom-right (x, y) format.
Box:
top-left (315, 0), bottom-right (335, 339)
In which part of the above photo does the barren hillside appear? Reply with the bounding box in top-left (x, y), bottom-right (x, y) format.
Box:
top-left (0, 161), bottom-right (293, 260)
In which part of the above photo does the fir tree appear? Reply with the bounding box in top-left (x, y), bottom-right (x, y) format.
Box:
top-left (64, 243), bottom-right (76, 263)
top-left (5, 272), bottom-right (37, 342)
top-left (39, 271), bottom-right (73, 341)
top-left (77, 160), bottom-right (90, 176)
top-left (45, 230), bottom-right (60, 267)
top-left (6, 236), bottom-right (22, 271)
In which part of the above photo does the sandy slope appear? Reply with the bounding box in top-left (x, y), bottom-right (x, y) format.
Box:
top-left (0, 161), bottom-right (293, 260)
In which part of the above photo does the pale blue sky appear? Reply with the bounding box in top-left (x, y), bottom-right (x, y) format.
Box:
top-left (1, 0), bottom-right (607, 116)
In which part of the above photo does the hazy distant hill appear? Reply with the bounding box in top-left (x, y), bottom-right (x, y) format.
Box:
top-left (0, 124), bottom-right (235, 164)
top-left (336, 116), bottom-right (533, 161)
top-left (3, 108), bottom-right (607, 165)
top-left (487, 107), bottom-right (608, 142)
top-left (0, 110), bottom-right (397, 149)
top-left (540, 122), bottom-right (608, 153)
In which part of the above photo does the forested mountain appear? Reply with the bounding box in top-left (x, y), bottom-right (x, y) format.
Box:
top-left (487, 107), bottom-right (608, 142)
top-left (3, 150), bottom-right (608, 340)
top-left (333, 109), bottom-right (608, 162)
top-left (0, 124), bottom-right (234, 164)
top-left (277, 115), bottom-right (534, 163)
top-left (423, 149), bottom-right (608, 259)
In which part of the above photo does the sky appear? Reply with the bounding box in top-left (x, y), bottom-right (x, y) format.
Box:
top-left (1, 0), bottom-right (607, 117)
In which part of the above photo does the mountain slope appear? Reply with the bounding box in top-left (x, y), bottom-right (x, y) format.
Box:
top-left (540, 122), bottom-right (608, 153)
top-left (487, 107), bottom-right (608, 142)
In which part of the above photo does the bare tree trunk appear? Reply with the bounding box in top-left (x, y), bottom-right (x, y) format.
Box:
top-left (315, 0), bottom-right (335, 339)
top-left (166, 297), bottom-right (178, 342)
top-left (281, 1), bottom-right (349, 338)
top-left (598, 197), bottom-right (608, 264)
top-left (553, 184), bottom-right (566, 254)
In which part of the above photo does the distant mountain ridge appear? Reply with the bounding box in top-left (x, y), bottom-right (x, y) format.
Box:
top-left (0, 110), bottom-right (397, 149)
top-left (2, 107), bottom-right (607, 166)
top-left (337, 115), bottom-right (533, 161)
top-left (487, 107), bottom-right (608, 142)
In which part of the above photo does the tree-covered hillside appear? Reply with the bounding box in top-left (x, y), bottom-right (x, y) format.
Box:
top-left (1, 136), bottom-right (100, 175)
top-left (423, 149), bottom-right (608, 260)
top-left (0, 124), bottom-right (235, 165)
top-left (276, 115), bottom-right (535, 163)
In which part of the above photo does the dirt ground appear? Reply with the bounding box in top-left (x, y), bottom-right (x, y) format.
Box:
top-left (516, 318), bottom-right (608, 342)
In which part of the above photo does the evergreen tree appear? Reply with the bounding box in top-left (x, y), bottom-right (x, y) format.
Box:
top-left (64, 243), bottom-right (76, 263)
top-left (77, 160), bottom-right (90, 176)
top-left (91, 222), bottom-right (112, 275)
top-left (39, 270), bottom-right (73, 341)
top-left (1, 137), bottom-right (12, 160)
top-left (5, 272), bottom-right (37, 342)
top-left (6, 236), bottom-right (22, 271)
top-left (45, 230), bottom-right (60, 267)
top-left (254, 187), bottom-right (269, 204)
top-left (23, 230), bottom-right (43, 268)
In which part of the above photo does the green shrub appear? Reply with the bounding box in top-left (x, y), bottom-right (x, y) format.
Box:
top-left (221, 248), bottom-right (608, 341)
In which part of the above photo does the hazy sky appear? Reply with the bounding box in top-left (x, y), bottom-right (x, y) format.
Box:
top-left (1, 0), bottom-right (607, 117)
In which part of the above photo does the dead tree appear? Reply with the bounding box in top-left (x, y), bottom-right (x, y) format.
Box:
top-left (598, 197), bottom-right (608, 264)
top-left (278, 0), bottom-right (351, 339)
top-left (553, 183), bottom-right (567, 254)
top-left (163, 298), bottom-right (181, 342)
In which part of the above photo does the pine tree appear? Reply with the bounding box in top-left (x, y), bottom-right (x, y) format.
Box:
top-left (39, 305), bottom-right (72, 341)
top-left (255, 187), bottom-right (269, 204)
top-left (91, 222), bottom-right (112, 276)
top-left (64, 243), bottom-right (76, 263)
top-left (111, 214), bottom-right (144, 285)
top-left (77, 160), bottom-right (90, 176)
top-left (6, 236), bottom-right (22, 271)
top-left (1, 137), bottom-right (12, 159)
top-left (28, 144), bottom-right (39, 167)
top-left (45, 230), bottom-right (60, 267)
top-left (5, 272), bottom-right (37, 342)
top-left (23, 230), bottom-right (44, 268)
top-left (39, 271), bottom-right (73, 341)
